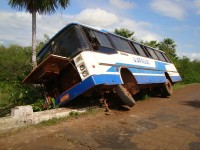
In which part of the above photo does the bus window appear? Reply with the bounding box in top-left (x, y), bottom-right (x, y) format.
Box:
top-left (109, 34), bottom-right (135, 54)
top-left (162, 53), bottom-right (171, 63)
top-left (131, 43), bottom-right (139, 55)
top-left (37, 25), bottom-right (89, 63)
top-left (53, 25), bottom-right (89, 58)
top-left (155, 50), bottom-right (166, 62)
top-left (146, 47), bottom-right (159, 60)
top-left (83, 28), bottom-right (116, 54)
top-left (141, 46), bottom-right (152, 58)
top-left (93, 31), bottom-right (113, 49)
top-left (132, 43), bottom-right (147, 57)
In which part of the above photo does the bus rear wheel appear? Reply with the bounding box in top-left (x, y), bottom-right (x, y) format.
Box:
top-left (115, 84), bottom-right (136, 107)
top-left (161, 79), bottom-right (173, 97)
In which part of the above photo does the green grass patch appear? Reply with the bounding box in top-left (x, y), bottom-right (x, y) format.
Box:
top-left (0, 92), bottom-right (10, 108)
top-left (173, 82), bottom-right (195, 90)
top-left (38, 117), bottom-right (68, 126)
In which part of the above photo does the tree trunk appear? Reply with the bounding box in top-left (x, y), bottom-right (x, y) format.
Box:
top-left (32, 11), bottom-right (37, 68)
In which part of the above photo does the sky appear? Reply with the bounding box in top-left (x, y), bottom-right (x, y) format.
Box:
top-left (0, 0), bottom-right (200, 60)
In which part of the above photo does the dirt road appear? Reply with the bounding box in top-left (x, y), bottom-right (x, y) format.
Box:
top-left (0, 84), bottom-right (200, 150)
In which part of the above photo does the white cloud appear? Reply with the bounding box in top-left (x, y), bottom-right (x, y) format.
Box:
top-left (0, 8), bottom-right (161, 46)
top-left (0, 11), bottom-right (66, 46)
top-left (64, 8), bottom-right (161, 41)
top-left (195, 0), bottom-right (200, 14)
top-left (109, 0), bottom-right (135, 9)
top-left (74, 8), bottom-right (119, 28)
top-left (150, 0), bottom-right (186, 20)
top-left (178, 52), bottom-right (200, 60)
top-left (113, 18), bottom-right (161, 41)
top-left (0, 11), bottom-right (31, 45)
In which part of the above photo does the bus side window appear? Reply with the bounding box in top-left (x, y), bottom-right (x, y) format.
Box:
top-left (109, 34), bottom-right (135, 54)
top-left (155, 50), bottom-right (166, 62)
top-left (132, 43), bottom-right (147, 57)
top-left (146, 47), bottom-right (159, 60)
top-left (93, 31), bottom-right (113, 49)
top-left (130, 42), bottom-right (139, 55)
top-left (83, 28), bottom-right (100, 48)
top-left (162, 53), bottom-right (171, 63)
top-left (83, 28), bottom-right (114, 50)
top-left (141, 45), bottom-right (152, 58)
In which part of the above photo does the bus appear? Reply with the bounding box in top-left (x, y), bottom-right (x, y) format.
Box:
top-left (23, 23), bottom-right (182, 107)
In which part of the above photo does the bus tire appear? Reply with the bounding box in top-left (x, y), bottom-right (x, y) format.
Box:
top-left (115, 84), bottom-right (136, 107)
top-left (161, 79), bottom-right (173, 97)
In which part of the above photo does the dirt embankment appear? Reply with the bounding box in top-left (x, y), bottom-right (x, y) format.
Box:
top-left (0, 84), bottom-right (200, 150)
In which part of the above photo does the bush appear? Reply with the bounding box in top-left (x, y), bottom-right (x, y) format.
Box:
top-left (0, 44), bottom-right (44, 108)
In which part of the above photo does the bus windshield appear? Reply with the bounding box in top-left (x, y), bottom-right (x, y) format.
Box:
top-left (37, 25), bottom-right (89, 63)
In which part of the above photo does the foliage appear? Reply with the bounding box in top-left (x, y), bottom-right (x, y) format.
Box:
top-left (114, 28), bottom-right (136, 40)
top-left (0, 44), bottom-right (44, 109)
top-left (8, 0), bottom-right (71, 14)
top-left (141, 40), bottom-right (160, 48)
top-left (158, 38), bottom-right (178, 61)
top-left (69, 111), bottom-right (79, 117)
top-left (31, 99), bottom-right (44, 112)
top-left (175, 57), bottom-right (200, 84)
top-left (8, 0), bottom-right (71, 67)
top-left (36, 33), bottom-right (50, 52)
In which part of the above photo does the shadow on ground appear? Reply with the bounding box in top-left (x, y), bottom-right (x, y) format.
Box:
top-left (181, 100), bottom-right (200, 108)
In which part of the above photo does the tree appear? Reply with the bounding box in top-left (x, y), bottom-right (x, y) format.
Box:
top-left (114, 28), bottom-right (135, 39)
top-left (158, 38), bottom-right (177, 60)
top-left (142, 40), bottom-right (159, 48)
top-left (8, 0), bottom-right (70, 68)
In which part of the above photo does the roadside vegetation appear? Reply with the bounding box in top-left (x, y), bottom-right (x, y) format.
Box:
top-left (0, 29), bottom-right (200, 116)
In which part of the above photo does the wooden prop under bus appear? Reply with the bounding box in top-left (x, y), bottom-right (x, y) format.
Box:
top-left (22, 55), bottom-right (69, 84)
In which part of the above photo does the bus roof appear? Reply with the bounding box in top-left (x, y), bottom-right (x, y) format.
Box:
top-left (37, 22), bottom-right (166, 58)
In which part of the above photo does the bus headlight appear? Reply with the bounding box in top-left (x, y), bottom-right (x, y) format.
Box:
top-left (80, 64), bottom-right (85, 71)
top-left (82, 71), bottom-right (88, 77)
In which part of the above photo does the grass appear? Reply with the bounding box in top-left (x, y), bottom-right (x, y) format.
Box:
top-left (173, 82), bottom-right (196, 90)
top-left (173, 82), bottom-right (190, 90)
top-left (0, 92), bottom-right (10, 108)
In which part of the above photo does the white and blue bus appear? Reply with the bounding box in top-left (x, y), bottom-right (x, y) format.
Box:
top-left (23, 23), bottom-right (182, 107)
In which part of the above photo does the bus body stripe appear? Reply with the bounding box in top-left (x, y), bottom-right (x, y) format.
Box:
top-left (55, 74), bottom-right (181, 105)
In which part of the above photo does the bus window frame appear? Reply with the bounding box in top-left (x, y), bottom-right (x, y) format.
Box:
top-left (146, 47), bottom-right (159, 60)
top-left (154, 50), bottom-right (166, 62)
top-left (108, 34), bottom-right (136, 54)
top-left (141, 45), bottom-right (152, 58)
top-left (131, 42), bottom-right (147, 57)
top-left (82, 27), bottom-right (117, 54)
top-left (162, 52), bottom-right (172, 63)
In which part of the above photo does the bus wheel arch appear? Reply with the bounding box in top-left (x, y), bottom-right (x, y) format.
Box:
top-left (161, 72), bottom-right (173, 97)
top-left (120, 68), bottom-right (140, 95)
top-left (165, 72), bottom-right (173, 85)
top-left (114, 68), bottom-right (139, 107)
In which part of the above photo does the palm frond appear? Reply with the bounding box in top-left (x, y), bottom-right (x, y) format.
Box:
top-left (8, 0), bottom-right (70, 14)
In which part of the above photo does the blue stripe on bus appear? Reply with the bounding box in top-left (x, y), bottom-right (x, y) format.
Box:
top-left (134, 75), bottom-right (166, 84)
top-left (55, 73), bottom-right (181, 105)
top-left (106, 61), bottom-right (167, 73)
top-left (105, 61), bottom-right (182, 83)
top-left (106, 63), bottom-right (155, 72)
top-left (170, 76), bottom-right (182, 82)
top-left (55, 74), bottom-right (122, 105)
top-left (128, 68), bottom-right (163, 75)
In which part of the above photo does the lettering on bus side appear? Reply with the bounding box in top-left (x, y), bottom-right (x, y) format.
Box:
top-left (133, 57), bottom-right (150, 65)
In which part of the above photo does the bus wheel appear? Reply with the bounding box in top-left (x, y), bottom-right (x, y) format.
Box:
top-left (161, 79), bottom-right (173, 97)
top-left (115, 85), bottom-right (136, 107)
